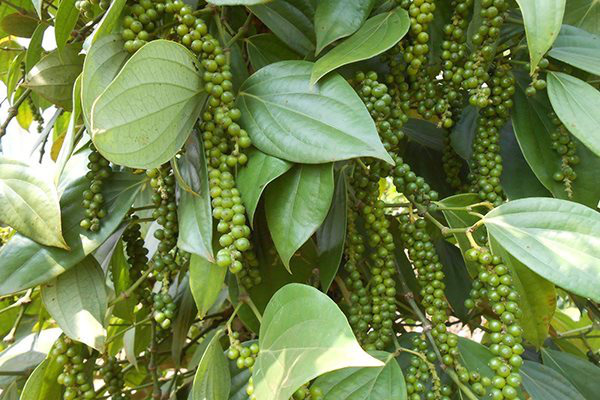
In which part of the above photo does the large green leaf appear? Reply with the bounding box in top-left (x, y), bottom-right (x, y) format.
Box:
top-left (54, 0), bottom-right (79, 54)
top-left (87, 0), bottom-right (127, 46)
top-left (265, 163), bottom-right (334, 270)
top-left (549, 25), bottom-right (600, 75)
top-left (248, 0), bottom-right (316, 56)
top-left (237, 61), bottom-right (393, 164)
top-left (246, 33), bottom-right (300, 71)
top-left (24, 45), bottom-right (83, 110)
top-left (172, 285), bottom-right (196, 367)
top-left (189, 254), bottom-right (227, 319)
top-left (489, 237), bottom-right (556, 348)
top-left (515, 0), bottom-right (565, 73)
top-left (0, 158), bottom-right (67, 249)
top-left (81, 34), bottom-right (128, 131)
top-left (0, 164), bottom-right (144, 295)
top-left (237, 148), bottom-right (292, 226)
top-left (483, 198), bottom-right (600, 301)
top-left (521, 361), bottom-right (585, 400)
top-left (314, 0), bottom-right (376, 55)
top-left (564, 0), bottom-right (600, 34)
top-left (314, 351), bottom-right (406, 400)
top-left (457, 337), bottom-right (495, 381)
top-left (316, 168), bottom-right (347, 292)
top-left (512, 77), bottom-right (600, 208)
top-left (434, 239), bottom-right (471, 321)
top-left (547, 72), bottom-right (600, 157)
top-left (191, 329), bottom-right (230, 400)
top-left (252, 283), bottom-right (383, 400)
top-left (311, 8), bottom-right (410, 84)
top-left (176, 135), bottom-right (213, 261)
top-left (110, 240), bottom-right (136, 321)
top-left (91, 40), bottom-right (207, 169)
top-left (20, 357), bottom-right (63, 400)
top-left (41, 256), bottom-right (107, 351)
top-left (542, 348), bottom-right (600, 400)
top-left (209, 0), bottom-right (272, 4)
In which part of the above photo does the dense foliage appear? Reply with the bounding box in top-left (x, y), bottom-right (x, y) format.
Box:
top-left (0, 0), bottom-right (599, 399)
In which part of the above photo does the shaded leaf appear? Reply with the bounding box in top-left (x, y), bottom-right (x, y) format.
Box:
top-left (191, 329), bottom-right (230, 400)
top-left (265, 163), bottom-right (334, 270)
top-left (246, 33), bottom-right (300, 71)
top-left (20, 356), bottom-right (63, 400)
top-left (0, 13), bottom-right (37, 37)
top-left (564, 0), bottom-right (600, 34)
top-left (24, 23), bottom-right (46, 73)
top-left (521, 360), bottom-right (585, 400)
top-left (190, 254), bottom-right (227, 319)
top-left (549, 24), bottom-right (600, 75)
top-left (542, 348), bottom-right (600, 400)
top-left (55, 0), bottom-right (79, 53)
top-left (237, 148), bottom-right (292, 226)
top-left (91, 40), bottom-right (207, 169)
top-left (314, 0), bottom-right (376, 55)
top-left (311, 8), bottom-right (410, 84)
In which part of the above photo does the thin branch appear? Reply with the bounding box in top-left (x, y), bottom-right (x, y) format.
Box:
top-left (0, 89), bottom-right (31, 139)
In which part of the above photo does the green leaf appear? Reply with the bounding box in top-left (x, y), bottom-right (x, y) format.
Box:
top-left (434, 239), bottom-right (471, 321)
top-left (314, 0), bottom-right (376, 55)
top-left (0, 13), bottom-right (37, 37)
top-left (172, 285), bottom-right (196, 367)
top-left (16, 88), bottom-right (33, 130)
top-left (20, 356), bottom-right (63, 400)
top-left (314, 351), bottom-right (406, 400)
top-left (483, 198), bottom-right (600, 302)
top-left (403, 118), bottom-right (444, 152)
top-left (191, 329), bottom-right (230, 400)
top-left (55, 0), bottom-right (79, 54)
top-left (311, 8), bottom-right (410, 84)
top-left (265, 163), bottom-right (334, 270)
top-left (237, 61), bottom-right (393, 164)
top-left (190, 254), bottom-right (227, 319)
top-left (24, 23), bottom-right (46, 74)
top-left (91, 40), bottom-right (207, 169)
top-left (564, 0), bottom-right (600, 34)
top-left (547, 72), bottom-right (600, 157)
top-left (249, 0), bottom-right (316, 56)
top-left (81, 34), bottom-right (128, 131)
top-left (24, 45), bottom-right (83, 110)
top-left (489, 237), bottom-right (556, 348)
top-left (252, 283), bottom-right (383, 400)
top-left (30, 0), bottom-right (42, 18)
top-left (176, 135), bottom-right (213, 261)
top-left (549, 25), bottom-right (600, 75)
top-left (6, 52), bottom-right (24, 103)
top-left (512, 75), bottom-right (600, 208)
top-left (515, 0), bottom-right (565, 74)
top-left (88, 0), bottom-right (127, 46)
top-left (41, 256), bottom-right (107, 351)
top-left (521, 360), bottom-right (585, 400)
top-left (237, 148), bottom-right (292, 226)
top-left (457, 337), bottom-right (495, 381)
top-left (0, 163), bottom-right (143, 295)
top-left (0, 158), bottom-right (68, 249)
top-left (246, 33), bottom-right (300, 71)
top-left (110, 240), bottom-right (136, 321)
top-left (316, 168), bottom-right (347, 292)
top-left (542, 348), bottom-right (600, 400)
top-left (55, 75), bottom-right (82, 184)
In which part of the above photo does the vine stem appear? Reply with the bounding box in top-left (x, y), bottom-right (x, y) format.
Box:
top-left (0, 89), bottom-right (31, 139)
top-left (0, 289), bottom-right (33, 316)
top-left (149, 321), bottom-right (161, 400)
top-left (226, 13), bottom-right (253, 47)
top-left (242, 295), bottom-right (263, 323)
top-left (105, 316), bottom-right (151, 345)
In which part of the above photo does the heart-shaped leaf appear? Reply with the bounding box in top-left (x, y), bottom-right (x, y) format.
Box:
top-left (91, 40), bottom-right (207, 169)
top-left (547, 71), bottom-right (600, 157)
top-left (237, 61), bottom-right (393, 164)
top-left (549, 25), bottom-right (600, 75)
top-left (252, 283), bottom-right (383, 400)
top-left (265, 163), bottom-right (334, 270)
top-left (0, 158), bottom-right (67, 249)
top-left (515, 0), bottom-right (565, 73)
top-left (483, 198), bottom-right (600, 301)
top-left (41, 256), bottom-right (107, 351)
top-left (314, 351), bottom-right (406, 400)
top-left (311, 8), bottom-right (410, 84)
top-left (237, 148), bottom-right (292, 226)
